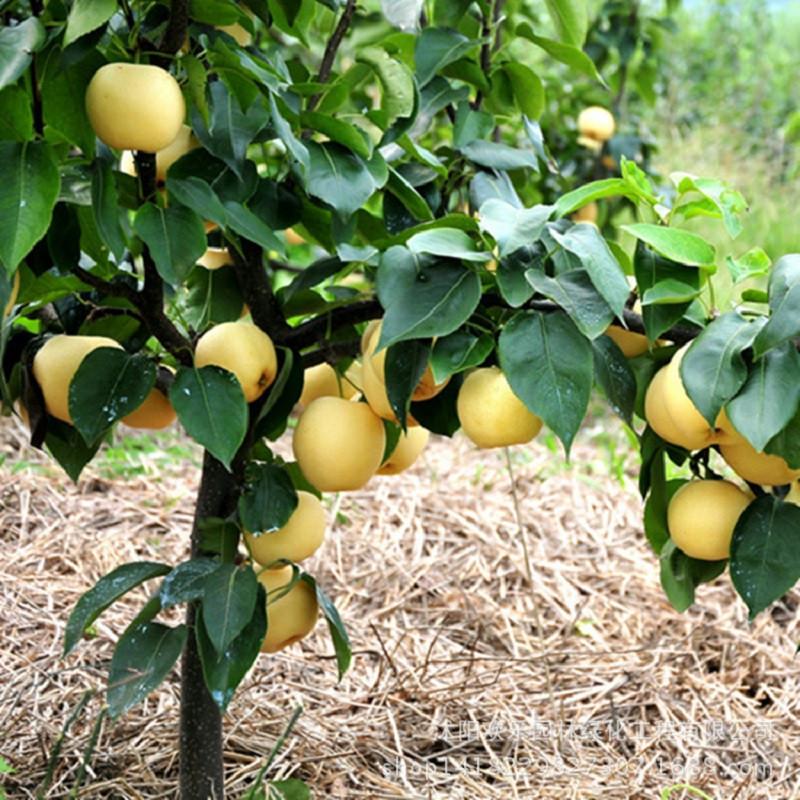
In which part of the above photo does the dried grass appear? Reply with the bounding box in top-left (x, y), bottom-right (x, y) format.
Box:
top-left (1, 415), bottom-right (799, 800)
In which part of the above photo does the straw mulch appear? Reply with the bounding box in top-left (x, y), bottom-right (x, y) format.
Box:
top-left (1, 414), bottom-right (799, 800)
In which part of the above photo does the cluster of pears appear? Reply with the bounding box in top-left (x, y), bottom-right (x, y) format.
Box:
top-left (646, 343), bottom-right (799, 561)
top-left (292, 321), bottom-right (434, 492)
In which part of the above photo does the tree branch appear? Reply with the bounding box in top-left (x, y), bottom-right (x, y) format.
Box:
top-left (155, 0), bottom-right (190, 67)
top-left (307, 0), bottom-right (357, 112)
top-left (301, 339), bottom-right (360, 368)
top-left (278, 298), bottom-right (381, 350)
top-left (230, 240), bottom-right (293, 341)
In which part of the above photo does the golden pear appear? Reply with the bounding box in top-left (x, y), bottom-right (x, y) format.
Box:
top-left (378, 426), bottom-right (430, 475)
top-left (299, 362), bottom-right (360, 407)
top-left (119, 124), bottom-right (198, 182)
top-left (32, 335), bottom-right (123, 424)
top-left (86, 63), bottom-right (186, 153)
top-left (577, 106), bottom-right (615, 142)
top-left (571, 202), bottom-right (598, 224)
top-left (256, 565), bottom-right (318, 653)
top-left (457, 366), bottom-right (542, 448)
top-left (122, 386), bottom-right (176, 430)
top-left (197, 247), bottom-right (233, 271)
top-left (719, 438), bottom-right (800, 486)
top-left (293, 397), bottom-right (386, 491)
top-left (194, 322), bottom-right (277, 403)
top-left (605, 324), bottom-right (649, 358)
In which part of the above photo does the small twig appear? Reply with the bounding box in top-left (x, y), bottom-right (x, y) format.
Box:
top-left (301, 339), bottom-right (360, 368)
top-left (307, 0), bottom-right (357, 112)
top-left (471, 0), bottom-right (496, 109)
top-left (279, 298), bottom-right (381, 350)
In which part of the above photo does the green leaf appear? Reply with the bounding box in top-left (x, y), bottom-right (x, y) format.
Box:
top-left (429, 331), bottom-right (494, 385)
top-left (202, 563), bottom-right (259, 655)
top-left (753, 255), bottom-right (800, 357)
top-left (238, 464), bottom-right (298, 535)
top-left (496, 247), bottom-right (540, 307)
top-left (726, 248), bottom-right (771, 285)
top-left (460, 140), bottom-right (538, 171)
top-left (502, 63), bottom-right (544, 119)
top-left (544, 0), bottom-right (587, 46)
top-left (0, 18), bottom-right (45, 91)
top-left (498, 311), bottom-right (593, 454)
top-left (166, 176), bottom-right (228, 229)
top-left (269, 95), bottom-right (309, 175)
top-left (133, 203), bottom-right (207, 286)
top-left (386, 167), bottom-right (433, 222)
top-left (170, 366), bottom-right (248, 470)
top-left (409, 372), bottom-right (462, 436)
top-left (592, 335), bottom-right (636, 424)
top-left (304, 574), bottom-right (351, 680)
top-left (478, 200), bottom-right (551, 257)
top-left (300, 111), bottom-right (372, 158)
top-left (159, 559), bottom-right (219, 607)
top-left (91, 160), bottom-right (126, 260)
top-left (554, 179), bottom-right (637, 218)
top-left (223, 200), bottom-right (284, 252)
top-left (44, 418), bottom-right (101, 482)
top-left (659, 540), bottom-right (726, 613)
top-left (672, 173), bottom-right (747, 239)
top-left (385, 339), bottom-right (430, 428)
top-left (679, 312), bottom-right (764, 427)
top-left (64, 562), bottom-right (171, 655)
top-left (727, 343), bottom-right (800, 453)
top-left (185, 265), bottom-right (245, 328)
top-left (406, 228), bottom-right (490, 262)
top-left (357, 46), bottom-right (415, 126)
top-left (765, 407), bottom-right (800, 469)
top-left (69, 349), bottom-right (156, 445)
top-left (375, 247), bottom-right (482, 348)
top-left (730, 495), bottom-right (800, 620)
top-left (196, 587), bottom-right (266, 711)
top-left (64, 0), bottom-right (117, 46)
top-left (621, 224), bottom-right (716, 268)
top-left (108, 622), bottom-right (187, 718)
top-left (641, 279), bottom-right (702, 305)
top-left (550, 224), bottom-right (630, 318)
top-left (633, 242), bottom-right (700, 341)
top-left (0, 141), bottom-right (60, 272)
top-left (267, 779), bottom-right (311, 800)
top-left (516, 24), bottom-right (603, 83)
top-left (526, 269), bottom-right (614, 339)
top-left (305, 141), bottom-right (383, 217)
top-left (644, 478), bottom-right (684, 554)
top-left (414, 28), bottom-right (479, 87)
top-left (0, 86), bottom-right (33, 141)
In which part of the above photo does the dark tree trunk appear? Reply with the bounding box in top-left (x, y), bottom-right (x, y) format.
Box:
top-left (179, 451), bottom-right (237, 800)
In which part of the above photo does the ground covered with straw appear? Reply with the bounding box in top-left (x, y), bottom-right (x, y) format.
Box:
top-left (1, 414), bottom-right (799, 800)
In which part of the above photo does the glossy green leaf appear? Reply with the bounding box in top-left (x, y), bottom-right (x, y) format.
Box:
top-left (460, 140), bottom-right (538, 171)
top-left (304, 574), bottom-right (351, 680)
top-left (64, 561), bottom-right (171, 655)
top-left (0, 141), bottom-right (60, 272)
top-left (544, 0), bottom-right (587, 46)
top-left (550, 223), bottom-right (630, 318)
top-left (170, 366), bottom-right (248, 470)
top-left (406, 228), bottom-right (490, 262)
top-left (385, 339), bottom-right (430, 429)
top-left (592, 335), bottom-right (636, 424)
top-left (375, 247), bottom-right (482, 348)
top-left (357, 46), bottom-right (415, 126)
top-left (672, 173), bottom-right (747, 239)
top-left (223, 200), bottom-right (284, 252)
top-left (64, 0), bottom-right (116, 45)
top-left (414, 28), bottom-right (479, 87)
top-left (202, 563), bottom-right (259, 655)
top-left (498, 310), bottom-right (593, 453)
top-left (108, 622), bottom-right (187, 718)
top-left (0, 86), bottom-right (33, 141)
top-left (300, 111), bottom-right (372, 158)
top-left (727, 342), bottom-right (800, 452)
top-left (160, 559), bottom-right (219, 608)
top-left (503, 63), bottom-right (544, 119)
top-left (478, 200), bottom-right (552, 257)
top-left (659, 540), bottom-right (726, 613)
top-left (496, 246), bottom-right (540, 307)
top-left (133, 203), bottom-right (207, 286)
top-left (731, 495), bottom-right (800, 620)
top-left (44, 418), bottom-right (101, 482)
top-left (239, 463), bottom-right (298, 536)
top-left (165, 176), bottom-right (228, 229)
top-left (91, 160), bottom-right (126, 260)
top-left (680, 312), bottom-right (764, 426)
top-left (516, 24), bottom-right (603, 83)
top-left (69, 349), bottom-right (156, 445)
top-left (429, 331), bottom-right (494, 385)
top-left (553, 179), bottom-right (636, 218)
top-left (386, 167), bottom-right (433, 222)
top-left (0, 18), bottom-right (45, 91)
top-left (622, 223), bottom-right (716, 267)
top-left (726, 248), bottom-right (771, 285)
top-left (753, 255), bottom-right (800, 357)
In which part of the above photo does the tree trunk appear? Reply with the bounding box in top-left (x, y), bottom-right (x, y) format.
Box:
top-left (179, 451), bottom-right (237, 799)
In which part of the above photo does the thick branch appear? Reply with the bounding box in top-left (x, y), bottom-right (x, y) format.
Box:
top-left (307, 0), bottom-right (357, 112)
top-left (279, 298), bottom-right (382, 350)
top-left (230, 240), bottom-right (293, 341)
top-left (156, 0), bottom-right (190, 67)
top-left (301, 339), bottom-right (360, 368)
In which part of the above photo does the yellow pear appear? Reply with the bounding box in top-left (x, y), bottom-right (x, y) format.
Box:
top-left (86, 63), bottom-right (186, 153)
top-left (786, 480), bottom-right (800, 506)
top-left (719, 438), bottom-right (800, 486)
top-left (293, 397), bottom-right (386, 491)
top-left (457, 366), bottom-right (543, 448)
top-left (571, 202), bottom-right (598, 224)
top-left (119, 124), bottom-right (198, 182)
top-left (197, 247), bottom-right (233, 271)
top-left (577, 106), bottom-right (615, 142)
top-left (220, 23), bottom-right (252, 46)
top-left (194, 322), bottom-right (277, 403)
top-left (667, 479), bottom-right (751, 560)
top-left (284, 227), bottom-right (307, 247)
top-left (32, 335), bottom-right (123, 424)
top-left (605, 324), bottom-right (649, 358)
top-left (4, 270), bottom-right (20, 316)
top-left (245, 491), bottom-right (326, 566)
top-left (378, 426), bottom-right (430, 475)
top-left (299, 362), bottom-right (360, 407)
top-left (256, 565), bottom-right (318, 653)
top-left (360, 320), bottom-right (381, 355)
top-left (122, 385), bottom-right (176, 430)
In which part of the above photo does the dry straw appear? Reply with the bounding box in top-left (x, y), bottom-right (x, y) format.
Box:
top-left (1, 416), bottom-right (798, 799)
